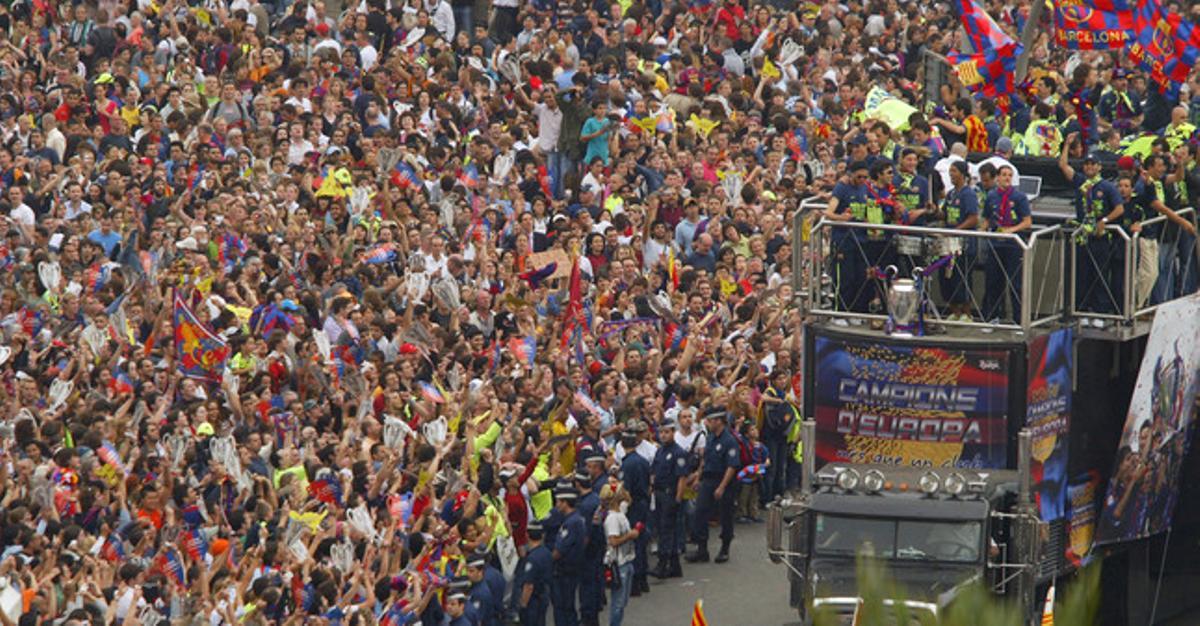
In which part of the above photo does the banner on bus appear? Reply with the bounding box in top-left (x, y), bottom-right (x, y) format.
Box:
top-left (1026, 328), bottom-right (1073, 522)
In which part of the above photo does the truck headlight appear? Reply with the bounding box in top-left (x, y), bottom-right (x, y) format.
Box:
top-left (837, 468), bottom-right (860, 491)
top-left (862, 469), bottom-right (885, 493)
top-left (944, 472), bottom-right (967, 496)
top-left (918, 471), bottom-right (940, 495)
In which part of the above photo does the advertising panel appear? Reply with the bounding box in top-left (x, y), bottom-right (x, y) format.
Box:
top-left (1096, 295), bottom-right (1200, 544)
top-left (811, 334), bottom-right (1012, 469)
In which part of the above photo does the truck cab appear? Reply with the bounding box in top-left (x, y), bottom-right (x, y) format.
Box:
top-left (770, 458), bottom-right (1034, 625)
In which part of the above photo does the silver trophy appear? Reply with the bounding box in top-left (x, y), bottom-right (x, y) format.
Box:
top-left (884, 265), bottom-right (923, 337)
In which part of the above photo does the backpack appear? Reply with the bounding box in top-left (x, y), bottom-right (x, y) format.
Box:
top-left (729, 428), bottom-right (752, 469)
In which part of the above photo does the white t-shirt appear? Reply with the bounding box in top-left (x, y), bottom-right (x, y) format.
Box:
top-left (604, 510), bottom-right (636, 566)
top-left (674, 429), bottom-right (705, 454)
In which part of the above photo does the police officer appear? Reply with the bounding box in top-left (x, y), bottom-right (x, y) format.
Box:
top-left (465, 554), bottom-right (499, 626)
top-left (551, 485), bottom-right (585, 626)
top-left (517, 521), bottom-right (552, 626)
top-left (575, 455), bottom-right (606, 626)
top-left (480, 551), bottom-right (507, 621)
top-left (650, 419), bottom-right (687, 579)
top-left (445, 590), bottom-right (474, 626)
top-left (982, 164), bottom-right (1033, 322)
top-left (448, 577), bottom-right (480, 626)
top-left (686, 407), bottom-right (742, 564)
top-left (1059, 133), bottom-right (1125, 318)
top-left (619, 423), bottom-right (652, 595)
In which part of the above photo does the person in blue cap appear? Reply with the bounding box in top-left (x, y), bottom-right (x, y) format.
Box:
top-left (551, 485), bottom-right (585, 626)
top-left (445, 589), bottom-right (474, 626)
top-left (650, 419), bottom-right (687, 579)
top-left (618, 422), bottom-right (652, 596)
top-left (518, 520), bottom-right (552, 626)
top-left (465, 553), bottom-right (500, 626)
top-left (686, 407), bottom-right (741, 564)
top-left (575, 457), bottom-right (606, 626)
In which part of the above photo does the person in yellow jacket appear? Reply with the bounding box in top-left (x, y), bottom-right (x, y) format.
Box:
top-left (757, 369), bottom-right (800, 502)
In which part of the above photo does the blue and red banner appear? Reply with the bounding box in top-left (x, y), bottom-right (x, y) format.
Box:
top-left (174, 292), bottom-right (231, 383)
top-left (1053, 0), bottom-right (1134, 50)
top-left (1026, 328), bottom-right (1073, 522)
top-left (810, 333), bottom-right (1012, 469)
top-left (1129, 0), bottom-right (1200, 96)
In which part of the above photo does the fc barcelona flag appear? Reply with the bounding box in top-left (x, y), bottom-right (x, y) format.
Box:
top-left (948, 0), bottom-right (1023, 110)
top-left (1129, 0), bottom-right (1200, 97)
top-left (1053, 0), bottom-right (1134, 50)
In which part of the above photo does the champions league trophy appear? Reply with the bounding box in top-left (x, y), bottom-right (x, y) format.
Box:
top-left (882, 265), bottom-right (925, 337)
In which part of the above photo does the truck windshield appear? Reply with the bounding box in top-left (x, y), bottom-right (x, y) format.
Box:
top-left (814, 515), bottom-right (982, 563)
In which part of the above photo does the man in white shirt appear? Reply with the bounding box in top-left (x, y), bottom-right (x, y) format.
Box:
top-left (42, 114), bottom-right (66, 161)
top-left (426, 0), bottom-right (455, 41)
top-left (934, 142), bottom-right (968, 192)
top-left (7, 186), bottom-right (35, 240)
top-left (62, 182), bottom-right (93, 220)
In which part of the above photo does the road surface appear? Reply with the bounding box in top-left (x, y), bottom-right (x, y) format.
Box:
top-left (604, 520), bottom-right (799, 626)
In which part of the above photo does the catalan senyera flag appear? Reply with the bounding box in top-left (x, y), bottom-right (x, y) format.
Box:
top-left (692, 599), bottom-right (709, 626)
top-left (1129, 0), bottom-right (1200, 97)
top-left (1052, 0), bottom-right (1134, 50)
top-left (948, 0), bottom-right (1023, 110)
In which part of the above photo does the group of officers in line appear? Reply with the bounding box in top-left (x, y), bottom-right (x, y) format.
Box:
top-left (446, 407), bottom-right (743, 626)
top-left (823, 137), bottom-right (1199, 325)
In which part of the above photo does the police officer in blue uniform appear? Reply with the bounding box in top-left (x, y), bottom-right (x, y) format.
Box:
top-left (448, 577), bottom-right (480, 626)
top-left (982, 164), bottom-right (1033, 322)
top-left (575, 455), bottom-right (606, 626)
top-left (1059, 134), bottom-right (1125, 317)
top-left (551, 485), bottom-right (585, 626)
top-left (824, 161), bottom-right (873, 312)
top-left (465, 553), bottom-right (500, 626)
top-left (518, 521), bottom-right (552, 626)
top-left (445, 589), bottom-right (474, 626)
top-left (686, 407), bottom-right (742, 564)
top-left (650, 419), bottom-right (687, 579)
top-left (480, 552), bottom-right (507, 621)
top-left (619, 423), bottom-right (652, 596)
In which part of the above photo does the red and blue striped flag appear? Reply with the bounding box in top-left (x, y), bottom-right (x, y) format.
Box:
top-left (1130, 0), bottom-right (1200, 97)
top-left (392, 161), bottom-right (421, 189)
top-left (361, 243), bottom-right (398, 265)
top-left (156, 548), bottom-right (187, 586)
top-left (308, 476), bottom-right (344, 506)
top-left (181, 528), bottom-right (209, 561)
top-left (507, 336), bottom-right (537, 368)
top-left (1053, 0), bottom-right (1134, 50)
top-left (948, 0), bottom-right (1023, 110)
top-left (417, 380), bottom-right (445, 404)
top-left (97, 441), bottom-right (129, 476)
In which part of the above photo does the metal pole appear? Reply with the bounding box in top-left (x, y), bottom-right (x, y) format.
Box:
top-left (1015, 0), bottom-right (1046, 83)
top-left (800, 420), bottom-right (816, 495)
top-left (1015, 429), bottom-right (1038, 624)
top-left (1021, 236), bottom-right (1033, 330)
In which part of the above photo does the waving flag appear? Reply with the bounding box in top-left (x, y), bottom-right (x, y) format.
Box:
top-left (417, 380), bottom-right (445, 404)
top-left (507, 336), bottom-right (537, 368)
top-left (458, 161), bottom-right (480, 189)
top-left (1053, 0), bottom-right (1134, 49)
top-left (218, 233), bottom-right (246, 273)
top-left (308, 476), bottom-right (344, 507)
top-left (392, 161), bottom-right (421, 189)
top-left (97, 441), bottom-right (129, 476)
top-left (100, 533), bottom-right (126, 562)
top-left (174, 292), bottom-right (231, 383)
top-left (156, 548), bottom-right (187, 586)
top-left (85, 262), bottom-right (112, 294)
top-left (948, 0), bottom-right (1023, 110)
top-left (1129, 0), bottom-right (1200, 97)
top-left (181, 527), bottom-right (209, 561)
top-left (108, 369), bottom-right (134, 396)
top-left (361, 243), bottom-right (398, 265)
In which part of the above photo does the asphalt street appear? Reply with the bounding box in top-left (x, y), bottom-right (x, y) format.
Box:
top-left (603, 520), bottom-right (800, 626)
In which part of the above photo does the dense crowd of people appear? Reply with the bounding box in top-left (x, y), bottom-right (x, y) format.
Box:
top-left (1, 0), bottom-right (1199, 625)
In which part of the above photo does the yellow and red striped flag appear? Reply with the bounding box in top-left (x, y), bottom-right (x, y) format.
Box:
top-left (692, 599), bottom-right (709, 626)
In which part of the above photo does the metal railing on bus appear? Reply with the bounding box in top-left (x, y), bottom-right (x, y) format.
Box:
top-left (1069, 207), bottom-right (1198, 325)
top-left (799, 216), bottom-right (1066, 332)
